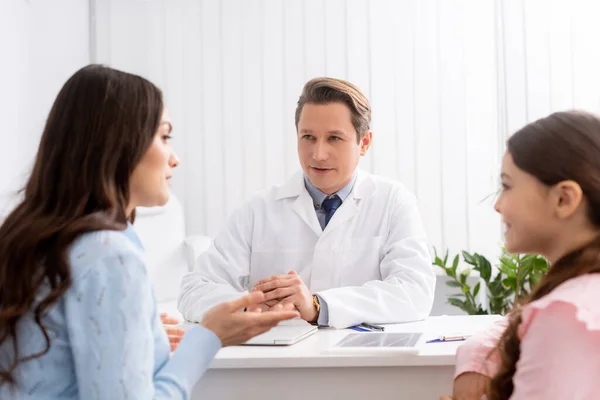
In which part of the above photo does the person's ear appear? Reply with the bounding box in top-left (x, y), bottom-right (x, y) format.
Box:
top-left (359, 131), bottom-right (372, 156)
top-left (552, 180), bottom-right (584, 220)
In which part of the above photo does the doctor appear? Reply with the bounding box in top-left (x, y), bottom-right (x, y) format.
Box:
top-left (178, 77), bottom-right (435, 328)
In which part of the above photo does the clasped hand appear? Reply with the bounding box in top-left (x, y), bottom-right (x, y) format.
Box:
top-left (250, 270), bottom-right (318, 322)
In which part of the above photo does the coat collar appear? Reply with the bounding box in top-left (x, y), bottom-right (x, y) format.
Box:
top-left (274, 169), bottom-right (374, 201)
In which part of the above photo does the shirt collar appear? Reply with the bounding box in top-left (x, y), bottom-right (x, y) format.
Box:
top-left (303, 171), bottom-right (358, 208)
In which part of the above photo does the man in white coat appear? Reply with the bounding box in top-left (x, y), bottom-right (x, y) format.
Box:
top-left (178, 78), bottom-right (436, 328)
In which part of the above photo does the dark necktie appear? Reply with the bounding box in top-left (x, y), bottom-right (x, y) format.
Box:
top-left (322, 195), bottom-right (342, 227)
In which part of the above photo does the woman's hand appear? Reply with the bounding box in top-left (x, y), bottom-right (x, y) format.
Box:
top-left (160, 313), bottom-right (185, 351)
top-left (200, 291), bottom-right (299, 347)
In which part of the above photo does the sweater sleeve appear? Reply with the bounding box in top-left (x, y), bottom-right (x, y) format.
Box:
top-left (64, 250), bottom-right (221, 400)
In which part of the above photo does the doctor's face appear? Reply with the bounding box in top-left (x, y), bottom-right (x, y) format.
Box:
top-left (297, 102), bottom-right (372, 194)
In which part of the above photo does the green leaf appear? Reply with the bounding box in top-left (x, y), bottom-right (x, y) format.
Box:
top-left (439, 247), bottom-right (549, 316)
top-left (447, 297), bottom-right (466, 309)
top-left (447, 297), bottom-right (478, 315)
top-left (476, 308), bottom-right (489, 315)
top-left (499, 255), bottom-right (518, 269)
top-left (532, 257), bottom-right (549, 273)
top-left (497, 265), bottom-right (514, 278)
top-left (462, 251), bottom-right (476, 266)
top-left (459, 269), bottom-right (471, 284)
top-left (452, 254), bottom-right (460, 271)
top-left (517, 262), bottom-right (532, 287)
top-left (432, 257), bottom-right (445, 268)
top-left (529, 272), bottom-right (543, 287)
top-left (520, 254), bottom-right (537, 265)
top-left (498, 259), bottom-right (517, 278)
top-left (478, 256), bottom-right (492, 282)
top-left (503, 277), bottom-right (517, 290)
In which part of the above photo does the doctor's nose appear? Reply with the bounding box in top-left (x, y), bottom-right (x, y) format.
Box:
top-left (312, 142), bottom-right (329, 161)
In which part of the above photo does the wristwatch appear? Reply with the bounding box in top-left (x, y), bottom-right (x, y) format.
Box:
top-left (310, 294), bottom-right (320, 324)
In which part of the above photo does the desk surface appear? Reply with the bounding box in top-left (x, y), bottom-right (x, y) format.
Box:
top-left (207, 315), bottom-right (502, 370)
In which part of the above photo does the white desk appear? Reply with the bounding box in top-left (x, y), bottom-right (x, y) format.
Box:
top-left (191, 315), bottom-right (502, 400)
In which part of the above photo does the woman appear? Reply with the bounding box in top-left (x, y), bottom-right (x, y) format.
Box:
top-left (443, 110), bottom-right (600, 399)
top-left (0, 65), bottom-right (298, 399)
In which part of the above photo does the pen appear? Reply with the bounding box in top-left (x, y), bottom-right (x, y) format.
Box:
top-left (360, 322), bottom-right (385, 331)
top-left (440, 334), bottom-right (471, 341)
top-left (350, 326), bottom-right (371, 332)
top-left (426, 334), bottom-right (471, 343)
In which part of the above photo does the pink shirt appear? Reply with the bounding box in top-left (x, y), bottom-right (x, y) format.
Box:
top-left (455, 274), bottom-right (600, 399)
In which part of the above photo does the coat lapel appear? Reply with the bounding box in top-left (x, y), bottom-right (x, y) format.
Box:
top-left (275, 171), bottom-right (322, 237)
top-left (291, 190), bottom-right (323, 237)
top-left (323, 171), bottom-right (376, 234)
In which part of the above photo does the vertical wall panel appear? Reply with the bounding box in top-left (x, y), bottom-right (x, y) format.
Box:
top-left (324, 0), bottom-right (347, 79)
top-left (282, 1), bottom-right (306, 178)
top-left (263, 0), bottom-right (286, 190)
top-left (1, 0), bottom-right (89, 216)
top-left (370, 1), bottom-right (398, 182)
top-left (304, 0), bottom-right (326, 80)
top-left (181, 0), bottom-right (205, 234)
top-left (413, 0), bottom-right (443, 250)
top-left (523, 0), bottom-right (551, 122)
top-left (464, 0), bottom-right (501, 261)
top-left (501, 0), bottom-right (528, 136)
top-left (201, 0), bottom-right (225, 236)
top-left (571, 0), bottom-right (600, 112)
top-left (390, 0), bottom-right (417, 195)
top-left (346, 0), bottom-right (373, 173)
top-left (548, 0), bottom-right (573, 111)
top-left (221, 0), bottom-right (245, 216)
top-left (439, 0), bottom-right (469, 255)
top-left (241, 0), bottom-right (265, 203)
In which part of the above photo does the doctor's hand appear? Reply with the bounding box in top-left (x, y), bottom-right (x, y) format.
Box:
top-left (252, 271), bottom-right (318, 322)
top-left (200, 291), bottom-right (299, 347)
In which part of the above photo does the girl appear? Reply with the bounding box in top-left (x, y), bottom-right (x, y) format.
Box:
top-left (444, 110), bottom-right (600, 399)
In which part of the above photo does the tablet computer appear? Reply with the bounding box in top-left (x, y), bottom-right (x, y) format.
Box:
top-left (326, 332), bottom-right (422, 355)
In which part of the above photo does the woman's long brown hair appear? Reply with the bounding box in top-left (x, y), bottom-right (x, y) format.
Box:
top-left (0, 65), bottom-right (163, 385)
top-left (489, 110), bottom-right (600, 399)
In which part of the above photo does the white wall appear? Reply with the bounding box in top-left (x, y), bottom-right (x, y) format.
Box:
top-left (0, 0), bottom-right (90, 215)
top-left (8, 0), bottom-right (600, 264)
top-left (92, 0), bottom-right (495, 261)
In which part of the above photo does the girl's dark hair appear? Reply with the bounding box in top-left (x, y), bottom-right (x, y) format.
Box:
top-left (489, 110), bottom-right (600, 399)
top-left (0, 64), bottom-right (163, 385)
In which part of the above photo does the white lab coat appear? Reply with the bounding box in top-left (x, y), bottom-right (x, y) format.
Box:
top-left (178, 170), bottom-right (436, 328)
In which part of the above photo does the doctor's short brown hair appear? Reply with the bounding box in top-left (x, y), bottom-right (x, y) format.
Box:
top-left (294, 77), bottom-right (371, 143)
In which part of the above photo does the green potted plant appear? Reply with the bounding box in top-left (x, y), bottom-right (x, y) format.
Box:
top-left (433, 248), bottom-right (549, 315)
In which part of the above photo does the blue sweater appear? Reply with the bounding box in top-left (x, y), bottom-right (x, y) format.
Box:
top-left (0, 224), bottom-right (221, 399)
